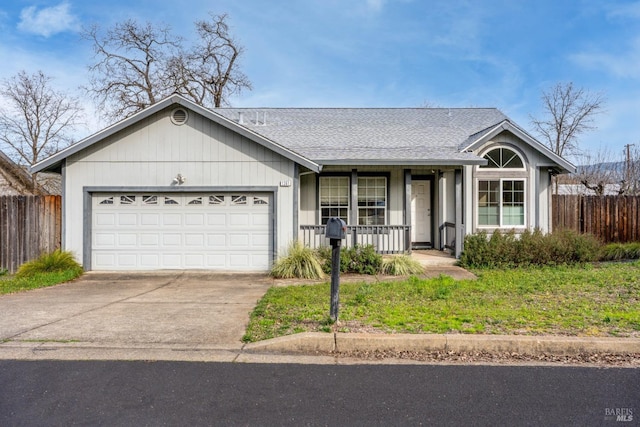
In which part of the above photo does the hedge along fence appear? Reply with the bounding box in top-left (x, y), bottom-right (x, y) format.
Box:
top-left (0, 195), bottom-right (62, 273)
top-left (553, 195), bottom-right (640, 243)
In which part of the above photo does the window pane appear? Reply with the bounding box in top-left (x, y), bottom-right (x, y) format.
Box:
top-left (357, 177), bottom-right (386, 224)
top-left (320, 176), bottom-right (350, 224)
top-left (480, 148), bottom-right (524, 169)
top-left (502, 180), bottom-right (524, 226)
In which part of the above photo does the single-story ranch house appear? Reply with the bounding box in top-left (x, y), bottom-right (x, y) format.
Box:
top-left (32, 95), bottom-right (574, 271)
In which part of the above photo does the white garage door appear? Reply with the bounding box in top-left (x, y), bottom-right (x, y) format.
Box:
top-left (91, 192), bottom-right (272, 271)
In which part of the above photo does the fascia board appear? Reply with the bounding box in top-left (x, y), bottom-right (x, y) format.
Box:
top-left (461, 120), bottom-right (576, 174)
top-left (32, 95), bottom-right (322, 174)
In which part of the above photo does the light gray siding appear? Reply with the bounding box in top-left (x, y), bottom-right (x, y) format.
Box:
top-left (64, 107), bottom-right (296, 268)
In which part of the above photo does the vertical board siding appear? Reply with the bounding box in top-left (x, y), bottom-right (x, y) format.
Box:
top-left (0, 195), bottom-right (62, 273)
top-left (552, 195), bottom-right (640, 243)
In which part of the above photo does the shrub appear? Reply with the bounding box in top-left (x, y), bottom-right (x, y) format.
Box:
top-left (344, 244), bottom-right (382, 274)
top-left (271, 241), bottom-right (325, 279)
top-left (16, 250), bottom-right (83, 278)
top-left (600, 242), bottom-right (640, 261)
top-left (316, 244), bottom-right (382, 275)
top-left (380, 255), bottom-right (425, 276)
top-left (458, 228), bottom-right (601, 269)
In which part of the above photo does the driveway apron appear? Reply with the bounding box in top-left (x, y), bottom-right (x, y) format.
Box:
top-left (0, 272), bottom-right (272, 350)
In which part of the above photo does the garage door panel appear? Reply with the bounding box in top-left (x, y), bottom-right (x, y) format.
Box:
top-left (162, 234), bottom-right (182, 247)
top-left (207, 214), bottom-right (227, 226)
top-left (185, 213), bottom-right (205, 226)
top-left (139, 234), bottom-right (160, 247)
top-left (95, 213), bottom-right (116, 226)
top-left (140, 254), bottom-right (160, 268)
top-left (118, 214), bottom-right (137, 226)
top-left (118, 233), bottom-right (137, 246)
top-left (184, 253), bottom-right (205, 267)
top-left (94, 233), bottom-right (116, 247)
top-left (230, 214), bottom-right (249, 226)
top-left (117, 253), bottom-right (137, 267)
top-left (162, 214), bottom-right (182, 226)
top-left (141, 213), bottom-right (160, 226)
top-left (185, 233), bottom-right (205, 247)
top-left (92, 192), bottom-right (272, 270)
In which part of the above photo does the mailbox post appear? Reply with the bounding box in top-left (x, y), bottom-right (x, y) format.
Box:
top-left (325, 218), bottom-right (346, 322)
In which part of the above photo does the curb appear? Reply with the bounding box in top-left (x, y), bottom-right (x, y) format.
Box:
top-left (243, 332), bottom-right (640, 356)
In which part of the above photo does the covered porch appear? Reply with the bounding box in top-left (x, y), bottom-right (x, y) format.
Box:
top-left (296, 167), bottom-right (465, 256)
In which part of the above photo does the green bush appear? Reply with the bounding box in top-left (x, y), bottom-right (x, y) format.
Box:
top-left (600, 242), bottom-right (640, 261)
top-left (459, 228), bottom-right (601, 269)
top-left (380, 255), bottom-right (425, 276)
top-left (271, 241), bottom-right (325, 279)
top-left (317, 244), bottom-right (382, 275)
top-left (16, 250), bottom-right (83, 278)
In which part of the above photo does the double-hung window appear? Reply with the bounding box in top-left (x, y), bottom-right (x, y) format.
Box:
top-left (357, 177), bottom-right (386, 225)
top-left (318, 175), bottom-right (387, 225)
top-left (478, 179), bottom-right (525, 226)
top-left (319, 176), bottom-right (349, 224)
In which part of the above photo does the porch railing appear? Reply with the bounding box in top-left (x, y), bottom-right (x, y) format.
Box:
top-left (299, 224), bottom-right (411, 254)
top-left (439, 222), bottom-right (456, 251)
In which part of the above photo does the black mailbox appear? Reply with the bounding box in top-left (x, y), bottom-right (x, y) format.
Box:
top-left (325, 217), bottom-right (347, 239)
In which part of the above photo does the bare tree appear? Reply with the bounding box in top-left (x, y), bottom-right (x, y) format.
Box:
top-left (531, 82), bottom-right (605, 158)
top-left (169, 13), bottom-right (251, 107)
top-left (83, 20), bottom-right (182, 121)
top-left (84, 13), bottom-right (251, 120)
top-left (530, 82), bottom-right (605, 194)
top-left (620, 144), bottom-right (640, 195)
top-left (574, 148), bottom-right (618, 195)
top-left (0, 70), bottom-right (83, 193)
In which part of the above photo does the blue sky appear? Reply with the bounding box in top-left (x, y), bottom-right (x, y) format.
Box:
top-left (1, 0), bottom-right (639, 162)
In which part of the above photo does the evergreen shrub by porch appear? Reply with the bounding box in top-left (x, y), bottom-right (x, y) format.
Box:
top-left (459, 229), bottom-right (601, 268)
top-left (317, 244), bottom-right (382, 275)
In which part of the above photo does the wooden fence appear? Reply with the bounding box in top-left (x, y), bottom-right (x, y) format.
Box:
top-left (0, 195), bottom-right (62, 273)
top-left (552, 195), bottom-right (640, 243)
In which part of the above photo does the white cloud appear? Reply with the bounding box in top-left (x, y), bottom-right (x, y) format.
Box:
top-left (366, 0), bottom-right (386, 13)
top-left (17, 2), bottom-right (79, 37)
top-left (606, 1), bottom-right (640, 19)
top-left (570, 37), bottom-right (640, 80)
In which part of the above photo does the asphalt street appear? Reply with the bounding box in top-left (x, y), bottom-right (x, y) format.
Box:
top-left (1, 360), bottom-right (637, 426)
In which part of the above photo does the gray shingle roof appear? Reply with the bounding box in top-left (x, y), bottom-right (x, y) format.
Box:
top-left (214, 107), bottom-right (510, 164)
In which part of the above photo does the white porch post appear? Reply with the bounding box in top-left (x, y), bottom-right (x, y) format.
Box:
top-left (455, 168), bottom-right (464, 258)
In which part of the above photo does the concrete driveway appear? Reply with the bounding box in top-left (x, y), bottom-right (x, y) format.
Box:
top-left (0, 272), bottom-right (273, 361)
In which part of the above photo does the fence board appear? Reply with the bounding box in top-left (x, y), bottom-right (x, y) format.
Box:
top-left (552, 195), bottom-right (640, 243)
top-left (0, 195), bottom-right (61, 273)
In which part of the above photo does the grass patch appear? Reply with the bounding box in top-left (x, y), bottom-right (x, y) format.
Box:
top-left (243, 262), bottom-right (640, 342)
top-left (0, 269), bottom-right (83, 295)
top-left (1, 250), bottom-right (83, 295)
top-left (16, 250), bottom-right (83, 278)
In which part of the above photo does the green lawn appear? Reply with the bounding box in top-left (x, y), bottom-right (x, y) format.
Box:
top-left (0, 270), bottom-right (82, 295)
top-left (243, 262), bottom-right (640, 342)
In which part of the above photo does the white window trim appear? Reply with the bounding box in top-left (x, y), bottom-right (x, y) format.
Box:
top-left (479, 146), bottom-right (527, 171)
top-left (476, 178), bottom-right (527, 229)
top-left (357, 176), bottom-right (388, 226)
top-left (319, 176), bottom-right (350, 224)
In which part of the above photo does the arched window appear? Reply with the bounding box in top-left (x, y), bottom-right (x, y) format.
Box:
top-left (480, 147), bottom-right (524, 169)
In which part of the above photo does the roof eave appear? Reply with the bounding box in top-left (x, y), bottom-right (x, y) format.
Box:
top-left (32, 95), bottom-right (322, 174)
top-left (316, 158), bottom-right (488, 166)
top-left (460, 120), bottom-right (576, 174)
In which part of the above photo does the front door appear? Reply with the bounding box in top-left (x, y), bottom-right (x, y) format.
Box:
top-left (411, 180), bottom-right (431, 247)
